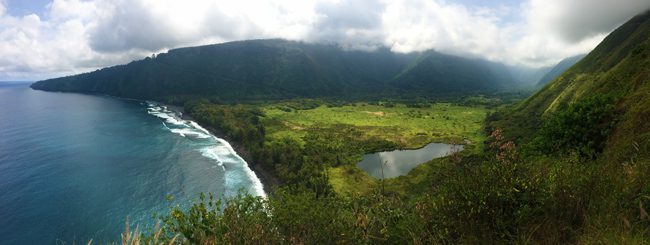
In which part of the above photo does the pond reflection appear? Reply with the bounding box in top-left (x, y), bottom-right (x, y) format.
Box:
top-left (357, 143), bottom-right (463, 179)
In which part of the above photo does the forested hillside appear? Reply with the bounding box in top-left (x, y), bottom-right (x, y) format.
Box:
top-left (492, 10), bottom-right (650, 162)
top-left (31, 39), bottom-right (518, 101)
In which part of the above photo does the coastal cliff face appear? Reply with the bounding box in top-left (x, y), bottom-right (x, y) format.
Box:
top-left (30, 39), bottom-right (519, 102)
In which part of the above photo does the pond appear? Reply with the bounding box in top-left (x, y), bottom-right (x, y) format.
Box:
top-left (357, 143), bottom-right (463, 179)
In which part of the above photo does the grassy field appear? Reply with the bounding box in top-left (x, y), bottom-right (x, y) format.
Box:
top-left (260, 102), bottom-right (488, 195)
top-left (262, 103), bottom-right (487, 148)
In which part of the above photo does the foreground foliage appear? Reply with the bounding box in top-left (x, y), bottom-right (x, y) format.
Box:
top-left (130, 125), bottom-right (650, 244)
top-left (532, 95), bottom-right (617, 158)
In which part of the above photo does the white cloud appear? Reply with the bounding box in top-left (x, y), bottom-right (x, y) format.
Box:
top-left (382, 0), bottom-right (507, 60)
top-left (507, 0), bottom-right (650, 66)
top-left (88, 0), bottom-right (318, 53)
top-left (307, 0), bottom-right (385, 50)
top-left (47, 0), bottom-right (98, 21)
top-left (527, 0), bottom-right (650, 42)
top-left (0, 0), bottom-right (648, 80)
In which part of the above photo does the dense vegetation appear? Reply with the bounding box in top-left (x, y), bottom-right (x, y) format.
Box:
top-left (531, 95), bottom-right (617, 158)
top-left (30, 39), bottom-right (526, 101)
top-left (135, 124), bottom-right (649, 244)
top-left (115, 10), bottom-right (650, 244)
top-left (186, 99), bottom-right (487, 196)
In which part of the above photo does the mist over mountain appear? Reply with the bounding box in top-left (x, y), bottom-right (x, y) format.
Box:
top-left (31, 39), bottom-right (526, 101)
top-left (506, 65), bottom-right (552, 88)
top-left (535, 54), bottom-right (586, 87)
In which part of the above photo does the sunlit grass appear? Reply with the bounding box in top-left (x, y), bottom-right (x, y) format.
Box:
top-left (328, 165), bottom-right (378, 196)
top-left (262, 103), bottom-right (488, 149)
top-left (260, 102), bottom-right (488, 195)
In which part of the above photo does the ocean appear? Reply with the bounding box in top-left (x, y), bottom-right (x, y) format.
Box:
top-left (0, 83), bottom-right (264, 244)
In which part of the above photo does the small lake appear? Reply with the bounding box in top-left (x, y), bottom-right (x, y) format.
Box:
top-left (357, 143), bottom-right (463, 179)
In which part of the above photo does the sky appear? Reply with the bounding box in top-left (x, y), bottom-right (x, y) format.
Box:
top-left (0, 0), bottom-right (649, 81)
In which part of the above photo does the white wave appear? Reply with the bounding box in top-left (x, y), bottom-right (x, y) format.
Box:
top-left (214, 138), bottom-right (266, 197)
top-left (149, 109), bottom-right (209, 139)
top-left (170, 128), bottom-right (211, 139)
top-left (165, 117), bottom-right (187, 126)
top-left (199, 147), bottom-right (225, 167)
top-left (147, 110), bottom-right (187, 126)
top-left (197, 141), bottom-right (266, 197)
top-left (144, 102), bottom-right (266, 198)
top-left (189, 121), bottom-right (212, 136)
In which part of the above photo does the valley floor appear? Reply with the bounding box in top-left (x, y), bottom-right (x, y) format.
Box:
top-left (188, 100), bottom-right (488, 195)
top-left (259, 102), bottom-right (487, 195)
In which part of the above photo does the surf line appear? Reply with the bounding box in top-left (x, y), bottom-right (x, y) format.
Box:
top-left (144, 101), bottom-right (266, 197)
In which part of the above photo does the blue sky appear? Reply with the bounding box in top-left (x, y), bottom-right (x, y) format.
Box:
top-left (0, 0), bottom-right (648, 80)
top-left (4, 0), bottom-right (49, 16)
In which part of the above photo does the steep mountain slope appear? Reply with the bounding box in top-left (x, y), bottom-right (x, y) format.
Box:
top-left (507, 65), bottom-right (553, 88)
top-left (390, 51), bottom-right (516, 94)
top-left (493, 10), bottom-right (650, 162)
top-left (31, 39), bottom-right (515, 101)
top-left (535, 54), bottom-right (586, 87)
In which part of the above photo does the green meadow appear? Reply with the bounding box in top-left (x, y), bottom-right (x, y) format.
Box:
top-left (262, 103), bottom-right (487, 149)
top-left (259, 102), bottom-right (488, 195)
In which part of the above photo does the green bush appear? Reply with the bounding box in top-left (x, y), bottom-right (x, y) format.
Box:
top-left (533, 95), bottom-right (617, 158)
top-left (142, 189), bottom-right (445, 244)
top-left (157, 192), bottom-right (280, 244)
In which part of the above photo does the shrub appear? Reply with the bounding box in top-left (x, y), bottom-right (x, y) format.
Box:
top-left (533, 95), bottom-right (617, 158)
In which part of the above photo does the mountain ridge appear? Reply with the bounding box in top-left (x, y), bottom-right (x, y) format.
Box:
top-left (31, 39), bottom-right (523, 101)
top-left (534, 54), bottom-right (586, 87)
top-left (491, 10), bottom-right (650, 162)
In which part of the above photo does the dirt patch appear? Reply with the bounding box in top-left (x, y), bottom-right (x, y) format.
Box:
top-left (282, 121), bottom-right (305, 130)
top-left (364, 111), bottom-right (386, 117)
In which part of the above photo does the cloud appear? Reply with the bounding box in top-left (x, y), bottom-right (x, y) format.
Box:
top-left (0, 0), bottom-right (649, 80)
top-left (315, 0), bottom-right (384, 30)
top-left (527, 0), bottom-right (650, 42)
top-left (0, 0), bottom-right (133, 80)
top-left (307, 0), bottom-right (385, 50)
top-left (88, 0), bottom-right (236, 52)
top-left (382, 0), bottom-right (508, 60)
top-left (47, 0), bottom-right (98, 21)
top-left (507, 0), bottom-right (650, 66)
top-left (88, 0), bottom-right (318, 53)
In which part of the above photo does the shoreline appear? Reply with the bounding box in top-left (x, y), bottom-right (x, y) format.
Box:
top-left (167, 104), bottom-right (281, 195)
top-left (28, 87), bottom-right (282, 196)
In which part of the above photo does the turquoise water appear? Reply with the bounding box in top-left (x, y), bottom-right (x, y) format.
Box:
top-left (0, 84), bottom-right (264, 244)
top-left (357, 143), bottom-right (463, 179)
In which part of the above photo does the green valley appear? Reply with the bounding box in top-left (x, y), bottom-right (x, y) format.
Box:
top-left (5, 0), bottom-right (650, 244)
top-left (132, 10), bottom-right (650, 244)
top-left (259, 102), bottom-right (487, 195)
top-left (262, 102), bottom-right (486, 149)
top-left (26, 8), bottom-right (650, 245)
top-left (186, 99), bottom-right (488, 196)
